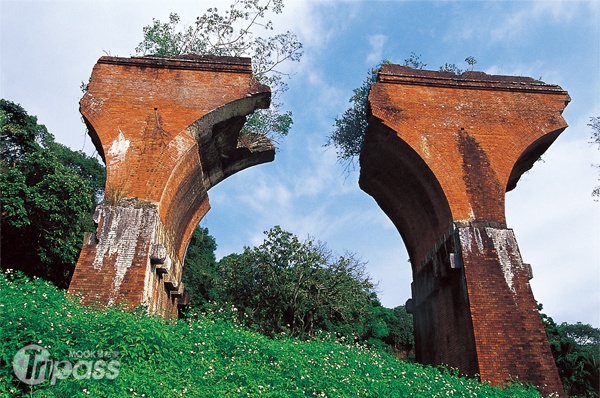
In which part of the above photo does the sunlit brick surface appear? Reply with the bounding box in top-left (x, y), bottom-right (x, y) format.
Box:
top-left (360, 65), bottom-right (569, 396)
top-left (69, 56), bottom-right (274, 318)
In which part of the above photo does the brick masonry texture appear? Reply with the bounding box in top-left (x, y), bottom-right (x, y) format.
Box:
top-left (68, 55), bottom-right (275, 318)
top-left (360, 65), bottom-right (570, 396)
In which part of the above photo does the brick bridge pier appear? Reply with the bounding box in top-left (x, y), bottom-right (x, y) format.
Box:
top-left (68, 55), bottom-right (274, 318)
top-left (360, 64), bottom-right (569, 396)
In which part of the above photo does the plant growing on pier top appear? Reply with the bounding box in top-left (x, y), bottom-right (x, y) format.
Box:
top-left (325, 54), bottom-right (426, 172)
top-left (326, 55), bottom-right (477, 172)
top-left (136, 0), bottom-right (303, 146)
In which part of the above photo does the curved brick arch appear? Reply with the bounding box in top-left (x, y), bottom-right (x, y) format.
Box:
top-left (158, 138), bottom-right (207, 263)
top-left (158, 100), bottom-right (275, 262)
top-left (359, 119), bottom-right (452, 264)
top-left (69, 55), bottom-right (274, 318)
top-left (507, 127), bottom-right (565, 191)
top-left (366, 66), bottom-right (569, 226)
top-left (360, 64), bottom-right (570, 396)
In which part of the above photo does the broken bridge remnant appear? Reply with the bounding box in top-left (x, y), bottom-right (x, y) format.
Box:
top-left (68, 55), bottom-right (274, 318)
top-left (360, 64), bottom-right (569, 396)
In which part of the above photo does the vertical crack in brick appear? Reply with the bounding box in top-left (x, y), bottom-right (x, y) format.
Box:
top-left (473, 227), bottom-right (484, 254)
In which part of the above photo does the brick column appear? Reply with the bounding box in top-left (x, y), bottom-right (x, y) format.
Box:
top-left (69, 55), bottom-right (274, 318)
top-left (360, 65), bottom-right (569, 396)
top-left (457, 223), bottom-right (560, 389)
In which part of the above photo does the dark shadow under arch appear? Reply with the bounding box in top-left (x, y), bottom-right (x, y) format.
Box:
top-left (359, 118), bottom-right (453, 267)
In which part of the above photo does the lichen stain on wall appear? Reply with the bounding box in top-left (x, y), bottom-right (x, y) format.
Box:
top-left (91, 205), bottom-right (157, 305)
top-left (485, 228), bottom-right (523, 294)
top-left (107, 131), bottom-right (130, 166)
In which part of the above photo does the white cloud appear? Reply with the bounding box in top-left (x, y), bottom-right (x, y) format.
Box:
top-left (274, 1), bottom-right (330, 49)
top-left (441, 1), bottom-right (596, 46)
top-left (366, 34), bottom-right (387, 65)
top-left (530, 0), bottom-right (582, 23)
top-left (506, 127), bottom-right (600, 325)
top-left (490, 1), bottom-right (593, 43)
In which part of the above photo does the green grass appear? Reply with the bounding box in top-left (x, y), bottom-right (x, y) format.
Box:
top-left (0, 270), bottom-right (543, 397)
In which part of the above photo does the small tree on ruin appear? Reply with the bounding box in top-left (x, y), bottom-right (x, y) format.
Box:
top-left (136, 0), bottom-right (303, 146)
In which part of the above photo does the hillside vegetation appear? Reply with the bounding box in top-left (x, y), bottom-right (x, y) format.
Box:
top-left (0, 270), bottom-right (542, 397)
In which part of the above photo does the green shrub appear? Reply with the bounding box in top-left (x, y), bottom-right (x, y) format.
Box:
top-left (0, 270), bottom-right (543, 397)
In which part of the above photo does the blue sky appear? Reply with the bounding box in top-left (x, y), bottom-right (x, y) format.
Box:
top-left (1, 0), bottom-right (599, 326)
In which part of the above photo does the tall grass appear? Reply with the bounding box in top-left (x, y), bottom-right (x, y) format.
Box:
top-left (0, 270), bottom-right (543, 397)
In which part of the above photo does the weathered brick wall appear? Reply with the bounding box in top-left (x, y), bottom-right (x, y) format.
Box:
top-left (69, 55), bottom-right (274, 318)
top-left (360, 65), bottom-right (569, 396)
top-left (457, 223), bottom-right (559, 388)
top-left (408, 225), bottom-right (479, 376)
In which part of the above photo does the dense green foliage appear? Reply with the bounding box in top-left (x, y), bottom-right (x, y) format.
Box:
top-left (218, 226), bottom-right (374, 339)
top-left (380, 304), bottom-right (414, 359)
top-left (136, 0), bottom-right (303, 144)
top-left (0, 270), bottom-right (543, 397)
top-left (0, 99), bottom-right (105, 287)
top-left (324, 64), bottom-right (380, 172)
top-left (182, 226), bottom-right (414, 356)
top-left (181, 227), bottom-right (220, 308)
top-left (181, 226), bottom-right (600, 396)
top-left (541, 305), bottom-right (600, 397)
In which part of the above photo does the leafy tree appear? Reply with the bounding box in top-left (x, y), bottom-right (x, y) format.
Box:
top-left (135, 0), bottom-right (303, 145)
top-left (181, 226), bottom-right (219, 309)
top-left (216, 226), bottom-right (375, 339)
top-left (540, 304), bottom-right (600, 397)
top-left (325, 54), bottom-right (425, 171)
top-left (359, 295), bottom-right (394, 348)
top-left (354, 296), bottom-right (414, 357)
top-left (0, 99), bottom-right (105, 287)
top-left (325, 63), bottom-right (382, 172)
top-left (590, 116), bottom-right (599, 199)
top-left (181, 224), bottom-right (415, 353)
top-left (388, 305), bottom-right (415, 358)
top-left (51, 142), bottom-right (105, 202)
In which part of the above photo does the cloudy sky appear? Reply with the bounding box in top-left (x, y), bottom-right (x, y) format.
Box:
top-left (1, 0), bottom-right (598, 326)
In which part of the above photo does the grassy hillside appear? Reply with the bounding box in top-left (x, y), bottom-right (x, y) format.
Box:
top-left (0, 270), bottom-right (543, 397)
